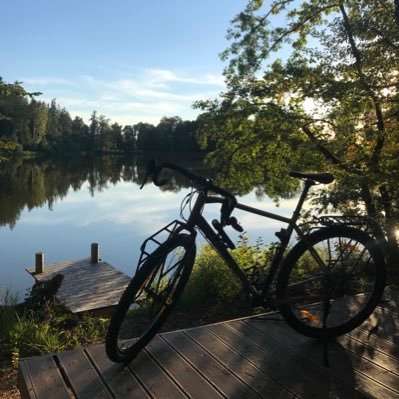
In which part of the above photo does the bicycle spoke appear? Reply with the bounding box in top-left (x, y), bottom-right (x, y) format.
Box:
top-left (277, 227), bottom-right (385, 338)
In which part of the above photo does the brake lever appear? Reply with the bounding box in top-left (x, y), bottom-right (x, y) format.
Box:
top-left (212, 219), bottom-right (236, 250)
top-left (228, 217), bottom-right (244, 233)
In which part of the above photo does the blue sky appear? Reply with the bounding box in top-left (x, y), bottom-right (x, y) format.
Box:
top-left (1, 0), bottom-right (249, 125)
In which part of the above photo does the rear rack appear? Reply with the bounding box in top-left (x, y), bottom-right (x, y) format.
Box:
top-left (314, 215), bottom-right (385, 240)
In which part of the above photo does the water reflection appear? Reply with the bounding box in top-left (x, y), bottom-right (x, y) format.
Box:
top-left (0, 154), bottom-right (211, 228)
top-left (0, 155), bottom-right (291, 297)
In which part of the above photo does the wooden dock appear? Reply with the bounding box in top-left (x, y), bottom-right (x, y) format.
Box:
top-left (26, 251), bottom-right (131, 313)
top-left (18, 288), bottom-right (399, 399)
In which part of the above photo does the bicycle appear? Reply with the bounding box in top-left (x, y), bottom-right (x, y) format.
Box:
top-left (105, 160), bottom-right (386, 364)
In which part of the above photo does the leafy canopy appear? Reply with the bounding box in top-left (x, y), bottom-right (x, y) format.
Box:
top-left (195, 0), bottom-right (399, 236)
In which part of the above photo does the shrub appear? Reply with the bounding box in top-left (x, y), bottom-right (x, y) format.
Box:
top-left (0, 286), bottom-right (108, 367)
top-left (179, 235), bottom-right (273, 309)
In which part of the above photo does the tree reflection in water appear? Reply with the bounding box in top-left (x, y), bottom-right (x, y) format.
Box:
top-left (0, 154), bottom-right (210, 228)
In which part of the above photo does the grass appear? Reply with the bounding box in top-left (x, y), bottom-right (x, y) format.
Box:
top-left (0, 237), bottom-right (270, 398)
top-left (0, 285), bottom-right (109, 398)
top-left (0, 287), bottom-right (108, 367)
top-left (1, 236), bottom-right (271, 363)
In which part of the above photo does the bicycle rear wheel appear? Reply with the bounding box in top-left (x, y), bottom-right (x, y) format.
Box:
top-left (105, 233), bottom-right (196, 363)
top-left (276, 226), bottom-right (386, 338)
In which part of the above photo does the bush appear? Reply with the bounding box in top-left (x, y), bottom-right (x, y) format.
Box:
top-left (0, 286), bottom-right (108, 367)
top-left (179, 235), bottom-right (273, 310)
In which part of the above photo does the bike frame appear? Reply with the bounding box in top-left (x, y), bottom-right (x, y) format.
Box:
top-left (183, 178), bottom-right (321, 303)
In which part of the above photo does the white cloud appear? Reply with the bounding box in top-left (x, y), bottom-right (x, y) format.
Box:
top-left (24, 67), bottom-right (226, 125)
top-left (145, 68), bottom-right (225, 86)
top-left (21, 77), bottom-right (78, 87)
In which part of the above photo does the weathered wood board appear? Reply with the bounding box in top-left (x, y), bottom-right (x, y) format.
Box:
top-left (18, 298), bottom-right (399, 399)
top-left (26, 257), bottom-right (131, 313)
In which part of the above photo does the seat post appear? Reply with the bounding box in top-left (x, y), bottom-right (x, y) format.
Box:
top-left (291, 179), bottom-right (315, 225)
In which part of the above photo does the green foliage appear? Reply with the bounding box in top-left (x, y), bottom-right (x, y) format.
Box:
top-left (0, 287), bottom-right (108, 367)
top-left (8, 314), bottom-right (66, 359)
top-left (196, 0), bottom-right (399, 263)
top-left (0, 289), bottom-right (20, 359)
top-left (179, 236), bottom-right (272, 309)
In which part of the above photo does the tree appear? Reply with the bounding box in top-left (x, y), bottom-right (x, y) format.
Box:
top-left (46, 99), bottom-right (62, 139)
top-left (89, 111), bottom-right (100, 137)
top-left (70, 116), bottom-right (90, 152)
top-left (110, 122), bottom-right (123, 151)
top-left (29, 99), bottom-right (48, 145)
top-left (136, 122), bottom-right (156, 151)
top-left (0, 78), bottom-right (41, 146)
top-left (195, 0), bottom-right (399, 266)
top-left (97, 114), bottom-right (112, 152)
top-left (58, 108), bottom-right (72, 137)
top-left (122, 125), bottom-right (137, 152)
top-left (71, 116), bottom-right (89, 137)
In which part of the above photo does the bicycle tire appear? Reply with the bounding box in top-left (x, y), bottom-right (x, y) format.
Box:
top-left (105, 233), bottom-right (196, 363)
top-left (276, 226), bottom-right (386, 338)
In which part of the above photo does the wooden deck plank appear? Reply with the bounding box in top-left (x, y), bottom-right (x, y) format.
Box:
top-left (338, 333), bottom-right (399, 375)
top-left (145, 335), bottom-right (225, 399)
top-left (18, 355), bottom-right (70, 399)
top-left (185, 326), bottom-right (295, 398)
top-left (26, 257), bottom-right (131, 313)
top-left (245, 318), bottom-right (399, 399)
top-left (162, 330), bottom-right (260, 399)
top-left (127, 349), bottom-right (187, 399)
top-left (209, 321), bottom-right (346, 398)
top-left (18, 294), bottom-right (399, 399)
top-left (352, 317), bottom-right (399, 346)
top-left (347, 327), bottom-right (399, 360)
top-left (17, 361), bottom-right (38, 399)
top-left (85, 345), bottom-right (151, 398)
top-left (57, 349), bottom-right (112, 399)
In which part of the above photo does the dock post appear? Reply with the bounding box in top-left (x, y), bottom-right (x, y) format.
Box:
top-left (91, 243), bottom-right (99, 263)
top-left (35, 252), bottom-right (44, 274)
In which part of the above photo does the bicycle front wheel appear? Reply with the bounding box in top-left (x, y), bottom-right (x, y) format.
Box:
top-left (105, 233), bottom-right (196, 363)
top-left (276, 226), bottom-right (386, 338)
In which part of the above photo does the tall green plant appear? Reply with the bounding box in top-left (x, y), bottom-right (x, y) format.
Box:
top-left (179, 236), bottom-right (272, 309)
top-left (0, 287), bottom-right (108, 367)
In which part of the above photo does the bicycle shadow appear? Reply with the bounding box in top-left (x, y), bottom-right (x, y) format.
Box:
top-left (345, 286), bottom-right (399, 366)
top-left (82, 288), bottom-right (399, 399)
top-left (220, 318), bottom-right (371, 399)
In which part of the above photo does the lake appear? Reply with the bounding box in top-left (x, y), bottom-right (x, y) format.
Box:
top-left (0, 154), bottom-right (296, 299)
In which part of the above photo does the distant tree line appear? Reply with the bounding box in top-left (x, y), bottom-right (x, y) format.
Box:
top-left (0, 77), bottom-right (202, 156)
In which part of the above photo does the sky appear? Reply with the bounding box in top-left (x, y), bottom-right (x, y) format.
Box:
top-left (1, 0), bottom-right (249, 126)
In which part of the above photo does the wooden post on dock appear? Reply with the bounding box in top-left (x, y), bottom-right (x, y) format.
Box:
top-left (35, 252), bottom-right (44, 274)
top-left (91, 243), bottom-right (99, 263)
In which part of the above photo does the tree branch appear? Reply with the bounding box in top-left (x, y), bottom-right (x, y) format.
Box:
top-left (268, 3), bottom-right (341, 53)
top-left (339, 4), bottom-right (386, 168)
top-left (300, 125), bottom-right (358, 174)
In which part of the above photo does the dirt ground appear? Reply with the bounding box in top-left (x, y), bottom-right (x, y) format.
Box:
top-left (0, 361), bottom-right (19, 399)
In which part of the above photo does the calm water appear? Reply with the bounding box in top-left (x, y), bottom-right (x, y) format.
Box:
top-left (0, 155), bottom-right (296, 299)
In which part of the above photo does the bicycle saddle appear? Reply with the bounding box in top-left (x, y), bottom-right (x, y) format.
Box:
top-left (289, 171), bottom-right (335, 184)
